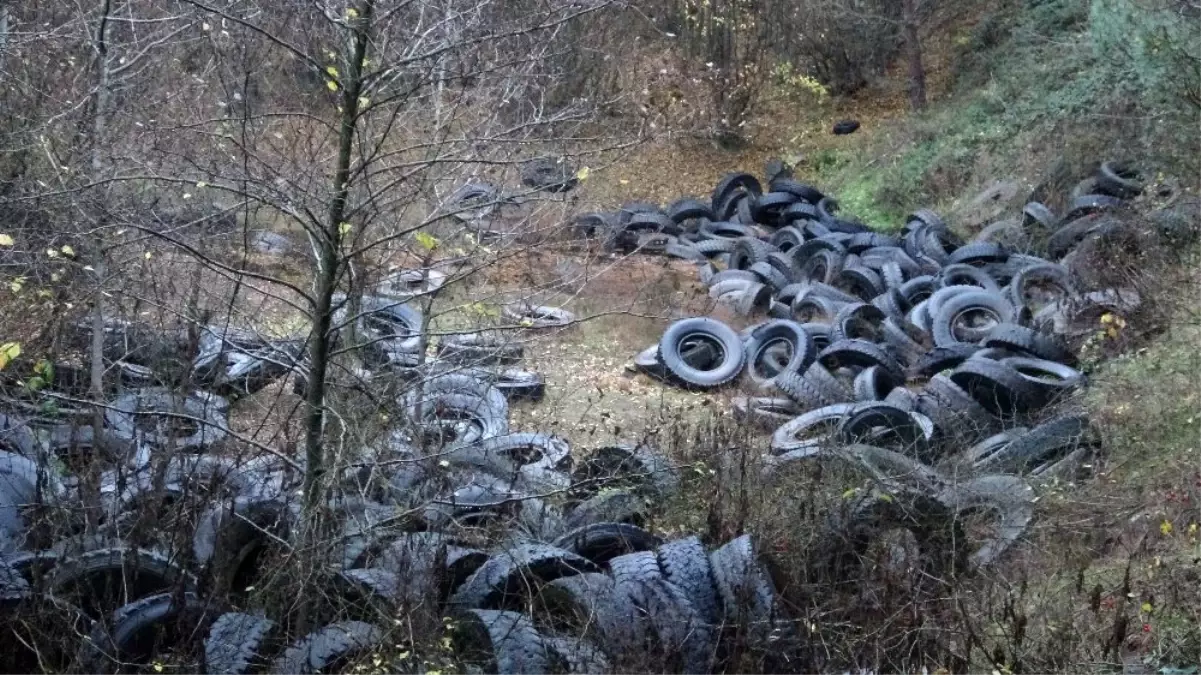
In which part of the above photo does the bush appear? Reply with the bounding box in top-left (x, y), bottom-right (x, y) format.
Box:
top-left (1089, 0), bottom-right (1201, 114)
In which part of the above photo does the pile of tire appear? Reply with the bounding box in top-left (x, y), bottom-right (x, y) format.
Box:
top-left (0, 304), bottom-right (721, 673)
top-left (617, 163), bottom-right (1144, 570)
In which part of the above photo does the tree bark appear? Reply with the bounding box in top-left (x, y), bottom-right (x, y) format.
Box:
top-left (902, 0), bottom-right (927, 111)
top-left (301, 0), bottom-right (374, 515)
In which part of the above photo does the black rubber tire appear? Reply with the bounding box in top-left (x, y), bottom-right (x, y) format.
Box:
top-left (950, 358), bottom-right (1041, 416)
top-left (819, 488), bottom-right (966, 583)
top-left (832, 120), bottom-right (860, 135)
top-left (770, 178), bottom-right (824, 204)
top-left (946, 242), bottom-right (1010, 266)
top-left (269, 620), bottom-right (383, 674)
top-left (931, 290), bottom-right (1016, 347)
top-left (1022, 202), bottom-right (1057, 230)
top-left (693, 238), bottom-right (738, 258)
top-left (881, 316), bottom-right (928, 363)
top-left (570, 212), bottom-right (614, 239)
top-left (450, 543), bottom-right (600, 610)
top-left (936, 475), bottom-right (1034, 570)
top-left (610, 551), bottom-right (715, 674)
top-left (743, 320), bottom-right (816, 385)
top-left (770, 402), bottom-right (862, 454)
top-left (977, 414), bottom-right (1092, 475)
top-left (0, 415), bottom-right (37, 458)
top-left (455, 609), bottom-right (557, 674)
top-left (852, 365), bottom-right (901, 402)
top-left (914, 344), bottom-right (982, 378)
top-left (105, 388), bottom-right (229, 452)
top-left (731, 396), bottom-right (800, 430)
top-left (569, 444), bottom-right (679, 503)
top-left (935, 263), bottom-right (1002, 293)
top-left (817, 339), bottom-right (904, 384)
top-left (1047, 213), bottom-right (1108, 259)
top-left (545, 636), bottom-right (611, 674)
top-left (984, 323), bottom-right (1075, 365)
top-left (707, 535), bottom-right (781, 647)
top-left (839, 404), bottom-right (934, 453)
top-left (835, 265), bottom-right (883, 301)
top-left (998, 356), bottom-right (1084, 406)
top-left (728, 237), bottom-right (776, 271)
top-left (502, 303), bottom-right (575, 329)
top-left (423, 371), bottom-right (509, 419)
top-left (830, 302), bottom-right (886, 343)
top-left (753, 191), bottom-right (799, 222)
top-left (193, 496), bottom-right (295, 597)
top-left (1095, 160), bottom-right (1144, 199)
top-left (769, 226), bottom-right (805, 252)
top-left (964, 428), bottom-right (1029, 467)
top-left (711, 173), bottom-right (762, 211)
top-left (782, 200), bottom-right (821, 223)
top-left (1008, 262), bottom-right (1077, 313)
top-left (82, 591), bottom-right (216, 674)
top-left (796, 248), bottom-right (845, 284)
top-left (419, 392), bottom-right (509, 447)
top-left (880, 260), bottom-right (906, 291)
top-left (698, 220), bottom-right (756, 241)
top-left (47, 546), bottom-right (193, 621)
top-left (655, 536), bottom-right (722, 626)
top-left (552, 523), bottom-right (663, 566)
top-left (748, 261), bottom-right (790, 291)
top-left (1062, 193), bottom-right (1125, 223)
top-left (883, 387), bottom-right (919, 412)
top-left (920, 374), bottom-right (1000, 443)
top-left (667, 197), bottom-right (716, 223)
top-left (206, 612), bottom-right (279, 675)
top-left (657, 318), bottom-right (746, 389)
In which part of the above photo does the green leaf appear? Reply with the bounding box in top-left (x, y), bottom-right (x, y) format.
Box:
top-left (25, 376), bottom-right (44, 392)
top-left (414, 231), bottom-right (439, 251)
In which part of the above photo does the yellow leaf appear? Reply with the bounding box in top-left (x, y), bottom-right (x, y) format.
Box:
top-left (0, 234), bottom-right (13, 246)
top-left (144, 252), bottom-right (152, 260)
top-left (196, 181), bottom-right (208, 188)
top-left (841, 488), bottom-right (856, 499)
top-left (326, 50), bottom-right (337, 61)
top-left (152, 662), bottom-right (163, 673)
top-left (36, 289), bottom-right (51, 298)
top-left (1141, 602), bottom-right (1153, 613)
top-left (575, 166), bottom-right (591, 181)
top-left (1160, 519), bottom-right (1173, 535)
top-left (45, 248), bottom-right (59, 258)
top-left (338, 221), bottom-right (353, 237)
top-left (619, 179), bottom-right (629, 185)
top-left (10, 277), bottom-right (25, 294)
top-left (0, 342), bottom-right (21, 371)
top-left (346, 7), bottom-right (359, 18)
top-left (327, 80), bottom-right (339, 91)
top-left (326, 66), bottom-right (339, 78)
top-left (414, 231), bottom-right (439, 251)
top-left (1189, 523), bottom-right (1198, 535)
top-left (358, 96), bottom-right (370, 108)
top-left (60, 245), bottom-right (75, 257)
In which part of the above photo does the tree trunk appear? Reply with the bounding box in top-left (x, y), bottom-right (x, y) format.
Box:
top-left (301, 0), bottom-right (374, 515)
top-left (902, 0), bottom-right (927, 111)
